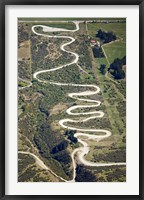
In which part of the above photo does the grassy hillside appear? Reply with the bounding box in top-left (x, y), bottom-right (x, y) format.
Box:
top-left (18, 19), bottom-right (126, 182)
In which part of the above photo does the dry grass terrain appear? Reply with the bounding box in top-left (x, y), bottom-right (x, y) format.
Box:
top-left (18, 40), bottom-right (30, 60)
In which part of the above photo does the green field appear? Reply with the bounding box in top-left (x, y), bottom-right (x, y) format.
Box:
top-left (87, 22), bottom-right (126, 67)
top-left (18, 17), bottom-right (126, 21)
top-left (87, 22), bottom-right (126, 41)
top-left (19, 21), bottom-right (76, 30)
top-left (86, 21), bottom-right (126, 165)
top-left (103, 41), bottom-right (126, 64)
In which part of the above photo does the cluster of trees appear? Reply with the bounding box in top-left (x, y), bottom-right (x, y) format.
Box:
top-left (75, 165), bottom-right (96, 182)
top-left (18, 106), bottom-right (36, 141)
top-left (99, 64), bottom-right (106, 74)
top-left (34, 122), bottom-right (67, 159)
top-left (108, 56), bottom-right (126, 79)
top-left (33, 121), bottom-right (72, 178)
top-left (39, 64), bottom-right (80, 84)
top-left (18, 23), bottom-right (31, 43)
top-left (94, 149), bottom-right (126, 163)
top-left (106, 167), bottom-right (126, 182)
top-left (92, 165), bottom-right (126, 182)
top-left (31, 42), bottom-right (48, 63)
top-left (52, 151), bottom-right (71, 166)
top-left (31, 36), bottom-right (73, 73)
top-left (77, 36), bottom-right (92, 70)
top-left (65, 130), bottom-right (78, 144)
top-left (51, 140), bottom-right (68, 154)
top-left (117, 100), bottom-right (126, 118)
top-left (92, 46), bottom-right (104, 58)
top-left (18, 60), bottom-right (31, 81)
top-left (39, 100), bottom-right (49, 118)
top-left (51, 150), bottom-right (73, 178)
top-left (18, 154), bottom-right (35, 174)
top-left (96, 29), bottom-right (116, 43)
top-left (72, 116), bottom-right (111, 130)
top-left (18, 165), bottom-right (37, 182)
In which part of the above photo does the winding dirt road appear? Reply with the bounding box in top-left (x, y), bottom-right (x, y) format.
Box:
top-left (19, 21), bottom-right (126, 182)
top-left (18, 151), bottom-right (68, 182)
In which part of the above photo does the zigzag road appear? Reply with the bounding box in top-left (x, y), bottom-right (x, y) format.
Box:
top-left (19, 21), bottom-right (126, 182)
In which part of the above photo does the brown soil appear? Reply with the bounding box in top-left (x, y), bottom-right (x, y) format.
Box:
top-left (18, 40), bottom-right (30, 60)
top-left (50, 103), bottom-right (68, 116)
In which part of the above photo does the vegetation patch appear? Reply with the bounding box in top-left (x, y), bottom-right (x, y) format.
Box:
top-left (18, 18), bottom-right (126, 182)
top-left (108, 56), bottom-right (126, 79)
top-left (96, 29), bottom-right (116, 44)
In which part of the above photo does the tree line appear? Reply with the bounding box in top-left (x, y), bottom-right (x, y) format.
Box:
top-left (96, 29), bottom-right (117, 44)
top-left (108, 56), bottom-right (126, 79)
